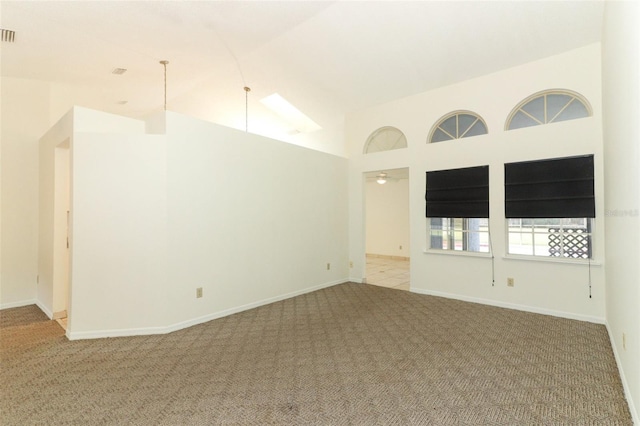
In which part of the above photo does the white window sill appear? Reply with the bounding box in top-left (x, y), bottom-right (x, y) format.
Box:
top-left (423, 249), bottom-right (492, 259)
top-left (503, 254), bottom-right (602, 266)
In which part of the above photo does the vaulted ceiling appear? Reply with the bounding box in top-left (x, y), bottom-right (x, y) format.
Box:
top-left (0, 1), bottom-right (604, 139)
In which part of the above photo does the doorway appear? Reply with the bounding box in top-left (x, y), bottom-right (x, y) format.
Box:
top-left (52, 141), bottom-right (70, 329)
top-left (364, 167), bottom-right (410, 290)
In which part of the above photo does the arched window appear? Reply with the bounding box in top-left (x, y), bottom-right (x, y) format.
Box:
top-left (428, 111), bottom-right (488, 143)
top-left (363, 126), bottom-right (407, 154)
top-left (506, 89), bottom-right (592, 130)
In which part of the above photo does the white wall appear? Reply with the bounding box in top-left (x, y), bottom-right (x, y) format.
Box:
top-left (169, 86), bottom-right (347, 158)
top-left (52, 143), bottom-right (70, 317)
top-left (37, 107), bottom-right (150, 321)
top-left (65, 110), bottom-right (348, 338)
top-left (602, 1), bottom-right (640, 423)
top-left (38, 109), bottom-right (74, 318)
top-left (347, 44), bottom-right (606, 322)
top-left (71, 130), bottom-right (168, 334)
top-left (0, 77), bottom-right (51, 308)
top-left (365, 178), bottom-right (409, 257)
top-left (163, 113), bottom-right (348, 327)
top-left (0, 77), bottom-right (155, 311)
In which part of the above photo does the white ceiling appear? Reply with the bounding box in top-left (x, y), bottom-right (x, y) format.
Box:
top-left (0, 1), bottom-right (604, 138)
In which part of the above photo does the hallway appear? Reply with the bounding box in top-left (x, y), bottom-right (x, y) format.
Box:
top-left (365, 255), bottom-right (410, 291)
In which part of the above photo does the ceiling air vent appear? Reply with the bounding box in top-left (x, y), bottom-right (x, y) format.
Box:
top-left (112, 68), bottom-right (127, 75)
top-left (1, 29), bottom-right (16, 43)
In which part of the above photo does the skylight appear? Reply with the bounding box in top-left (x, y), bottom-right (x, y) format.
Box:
top-left (260, 93), bottom-right (321, 133)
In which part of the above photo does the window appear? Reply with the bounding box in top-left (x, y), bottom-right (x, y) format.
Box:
top-left (426, 166), bottom-right (489, 253)
top-left (430, 218), bottom-right (489, 253)
top-left (429, 111), bottom-right (488, 143)
top-left (363, 126), bottom-right (407, 154)
top-left (505, 155), bottom-right (595, 259)
top-left (508, 218), bottom-right (591, 258)
top-left (506, 89), bottom-right (591, 131)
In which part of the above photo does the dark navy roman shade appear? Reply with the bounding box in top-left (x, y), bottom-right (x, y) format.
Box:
top-left (425, 166), bottom-right (489, 218)
top-left (505, 155), bottom-right (595, 218)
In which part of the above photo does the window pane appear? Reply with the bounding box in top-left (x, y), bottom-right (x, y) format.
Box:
top-left (429, 217), bottom-right (489, 253)
top-left (457, 114), bottom-right (476, 135)
top-left (508, 232), bottom-right (532, 255)
top-left (462, 120), bottom-right (487, 138)
top-left (507, 218), bottom-right (591, 259)
top-left (546, 94), bottom-right (572, 121)
top-left (553, 100), bottom-right (589, 123)
top-left (430, 112), bottom-right (487, 142)
top-left (508, 218), bottom-right (522, 227)
top-left (364, 127), bottom-right (408, 153)
top-left (534, 242), bottom-right (551, 256)
top-left (453, 230), bottom-right (464, 250)
top-left (521, 96), bottom-right (545, 123)
top-left (431, 128), bottom-right (453, 143)
top-left (430, 218), bottom-right (443, 249)
top-left (442, 230), bottom-right (450, 249)
top-left (440, 116), bottom-right (457, 138)
top-left (508, 110), bottom-right (539, 130)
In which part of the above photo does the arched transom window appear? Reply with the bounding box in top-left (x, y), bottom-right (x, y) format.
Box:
top-left (506, 89), bottom-right (591, 130)
top-left (428, 111), bottom-right (488, 143)
top-left (363, 126), bottom-right (408, 154)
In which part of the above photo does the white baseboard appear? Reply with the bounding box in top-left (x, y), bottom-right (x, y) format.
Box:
top-left (67, 279), bottom-right (348, 340)
top-left (0, 299), bottom-right (37, 310)
top-left (606, 322), bottom-right (639, 425)
top-left (35, 300), bottom-right (53, 319)
top-left (410, 287), bottom-right (606, 324)
top-left (0, 299), bottom-right (54, 320)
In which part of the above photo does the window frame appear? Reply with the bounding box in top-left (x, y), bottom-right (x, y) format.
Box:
top-left (428, 110), bottom-right (488, 143)
top-left (505, 89), bottom-right (592, 131)
top-left (428, 217), bottom-right (490, 254)
top-left (506, 218), bottom-right (593, 260)
top-left (363, 126), bottom-right (408, 154)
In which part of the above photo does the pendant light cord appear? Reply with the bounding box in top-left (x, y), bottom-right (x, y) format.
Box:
top-left (160, 60), bottom-right (169, 111)
top-left (244, 86), bottom-right (251, 132)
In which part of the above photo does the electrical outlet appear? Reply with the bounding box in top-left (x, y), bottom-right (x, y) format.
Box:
top-left (196, 287), bottom-right (203, 298)
top-left (399, 245), bottom-right (402, 250)
top-left (349, 261), bottom-right (353, 268)
top-left (507, 277), bottom-right (515, 287)
top-left (623, 333), bottom-right (626, 350)
top-left (326, 263), bottom-right (331, 270)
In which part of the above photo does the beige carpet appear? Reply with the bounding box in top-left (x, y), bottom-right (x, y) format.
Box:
top-left (0, 283), bottom-right (632, 425)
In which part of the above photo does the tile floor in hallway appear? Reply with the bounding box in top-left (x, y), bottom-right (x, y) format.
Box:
top-left (365, 255), bottom-right (410, 291)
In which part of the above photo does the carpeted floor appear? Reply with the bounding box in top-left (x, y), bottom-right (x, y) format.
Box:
top-left (0, 282), bottom-right (633, 425)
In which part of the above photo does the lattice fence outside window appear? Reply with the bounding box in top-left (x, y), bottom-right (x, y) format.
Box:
top-left (548, 227), bottom-right (591, 259)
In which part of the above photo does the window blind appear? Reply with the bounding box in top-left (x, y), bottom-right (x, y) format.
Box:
top-left (425, 165), bottom-right (489, 218)
top-left (504, 155), bottom-right (595, 218)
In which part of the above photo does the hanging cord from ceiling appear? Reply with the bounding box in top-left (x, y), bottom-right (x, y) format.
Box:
top-left (160, 60), bottom-right (169, 111)
top-left (244, 86), bottom-right (251, 132)
top-left (212, 25), bottom-right (253, 132)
